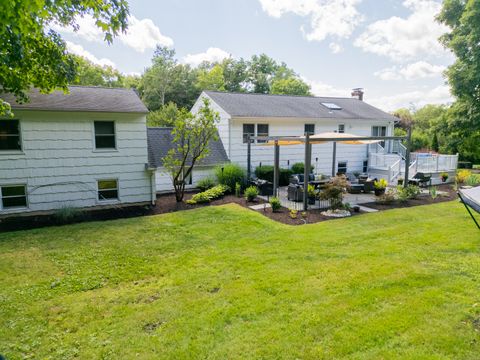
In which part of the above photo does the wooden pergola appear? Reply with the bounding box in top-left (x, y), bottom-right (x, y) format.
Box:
top-left (247, 128), bottom-right (411, 211)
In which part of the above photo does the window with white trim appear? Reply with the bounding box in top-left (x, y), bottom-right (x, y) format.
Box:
top-left (337, 161), bottom-right (348, 174)
top-left (304, 124), bottom-right (315, 135)
top-left (0, 120), bottom-right (21, 151)
top-left (243, 124), bottom-right (255, 143)
top-left (1, 185), bottom-right (27, 209)
top-left (97, 179), bottom-right (119, 201)
top-left (363, 160), bottom-right (368, 173)
top-left (256, 124), bottom-right (269, 143)
top-left (338, 124), bottom-right (345, 133)
top-left (94, 121), bottom-right (116, 149)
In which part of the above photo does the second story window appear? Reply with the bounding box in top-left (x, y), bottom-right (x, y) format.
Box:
top-left (338, 124), bottom-right (345, 133)
top-left (0, 120), bottom-right (21, 151)
top-left (304, 124), bottom-right (315, 135)
top-left (94, 121), bottom-right (116, 149)
top-left (256, 124), bottom-right (269, 143)
top-left (243, 124), bottom-right (255, 143)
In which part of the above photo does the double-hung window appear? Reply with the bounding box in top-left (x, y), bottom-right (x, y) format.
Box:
top-left (1, 185), bottom-right (27, 209)
top-left (337, 161), bottom-right (348, 174)
top-left (304, 124), bottom-right (315, 135)
top-left (243, 124), bottom-right (255, 144)
top-left (0, 120), bottom-right (21, 151)
top-left (338, 124), bottom-right (345, 133)
top-left (94, 121), bottom-right (116, 149)
top-left (256, 124), bottom-right (269, 143)
top-left (97, 179), bottom-right (119, 201)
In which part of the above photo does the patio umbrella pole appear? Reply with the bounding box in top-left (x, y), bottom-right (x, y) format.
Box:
top-left (332, 141), bottom-right (337, 177)
top-left (247, 134), bottom-right (251, 180)
top-left (273, 140), bottom-right (279, 197)
top-left (404, 126), bottom-right (412, 188)
top-left (303, 133), bottom-right (311, 211)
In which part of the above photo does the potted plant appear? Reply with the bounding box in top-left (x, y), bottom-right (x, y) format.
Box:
top-left (374, 179), bottom-right (388, 196)
top-left (307, 184), bottom-right (316, 205)
top-left (397, 177), bottom-right (404, 186)
top-left (440, 172), bottom-right (449, 183)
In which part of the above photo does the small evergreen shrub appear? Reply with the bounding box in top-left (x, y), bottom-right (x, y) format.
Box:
top-left (215, 164), bottom-right (246, 192)
top-left (466, 174), bottom-right (480, 186)
top-left (290, 162), bottom-right (314, 174)
top-left (396, 185), bottom-right (420, 202)
top-left (244, 186), bottom-right (259, 202)
top-left (186, 184), bottom-right (229, 204)
top-left (197, 177), bottom-right (216, 192)
top-left (269, 197), bottom-right (282, 212)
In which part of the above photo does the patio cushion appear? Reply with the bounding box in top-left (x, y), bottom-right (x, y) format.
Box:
top-left (459, 186), bottom-right (480, 213)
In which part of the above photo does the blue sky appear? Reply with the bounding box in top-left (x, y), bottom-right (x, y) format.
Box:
top-left (54, 0), bottom-right (454, 111)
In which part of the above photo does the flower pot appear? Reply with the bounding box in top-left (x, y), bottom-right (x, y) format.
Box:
top-left (397, 179), bottom-right (404, 186)
top-left (441, 177), bottom-right (447, 183)
top-left (353, 205), bottom-right (360, 213)
top-left (374, 188), bottom-right (386, 196)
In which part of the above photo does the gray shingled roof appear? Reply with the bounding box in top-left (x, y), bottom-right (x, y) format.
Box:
top-left (147, 127), bottom-right (229, 168)
top-left (3, 86), bottom-right (148, 113)
top-left (204, 91), bottom-right (398, 121)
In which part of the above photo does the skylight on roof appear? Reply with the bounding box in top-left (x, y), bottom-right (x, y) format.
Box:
top-left (321, 102), bottom-right (342, 110)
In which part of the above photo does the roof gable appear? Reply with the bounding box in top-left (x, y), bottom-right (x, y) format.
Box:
top-left (204, 91), bottom-right (397, 121)
top-left (3, 86), bottom-right (148, 114)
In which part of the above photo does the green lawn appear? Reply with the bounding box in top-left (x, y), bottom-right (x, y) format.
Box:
top-left (1, 202), bottom-right (479, 359)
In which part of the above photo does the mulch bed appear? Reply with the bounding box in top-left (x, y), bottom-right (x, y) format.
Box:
top-left (362, 184), bottom-right (458, 211)
top-left (256, 207), bottom-right (365, 226)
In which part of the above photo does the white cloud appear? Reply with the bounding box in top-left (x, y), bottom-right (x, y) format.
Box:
top-left (259, 0), bottom-right (363, 42)
top-left (354, 0), bottom-right (448, 61)
top-left (368, 85), bottom-right (453, 111)
top-left (329, 42), bottom-right (344, 54)
top-left (375, 61), bottom-right (446, 80)
top-left (302, 77), bottom-right (349, 97)
top-left (66, 41), bottom-right (116, 68)
top-left (183, 47), bottom-right (231, 67)
top-left (53, 15), bottom-right (173, 52)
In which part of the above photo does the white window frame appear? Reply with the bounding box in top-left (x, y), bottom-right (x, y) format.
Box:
top-left (256, 124), bottom-right (269, 143)
top-left (0, 119), bottom-right (23, 153)
top-left (0, 184), bottom-right (28, 210)
top-left (242, 123), bottom-right (255, 144)
top-left (337, 161), bottom-right (348, 174)
top-left (338, 124), bottom-right (345, 133)
top-left (97, 179), bottom-right (120, 202)
top-left (93, 120), bottom-right (117, 151)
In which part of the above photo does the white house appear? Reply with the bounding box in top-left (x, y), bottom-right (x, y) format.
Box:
top-left (147, 127), bottom-right (229, 192)
top-left (0, 86), bottom-right (155, 216)
top-left (192, 90), bottom-right (399, 177)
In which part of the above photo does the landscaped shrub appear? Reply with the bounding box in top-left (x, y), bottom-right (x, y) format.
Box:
top-left (465, 174), bottom-right (480, 186)
top-left (429, 187), bottom-right (438, 200)
top-left (376, 189), bottom-right (396, 204)
top-left (254, 166), bottom-right (292, 186)
top-left (269, 197), bottom-right (282, 212)
top-left (290, 162), bottom-right (314, 174)
top-left (319, 176), bottom-right (348, 209)
top-left (197, 177), bottom-right (216, 192)
top-left (397, 185), bottom-right (420, 202)
top-left (456, 169), bottom-right (472, 183)
top-left (235, 182), bottom-right (242, 197)
top-left (244, 186), bottom-right (259, 202)
top-left (440, 172), bottom-right (449, 182)
top-left (186, 184), bottom-right (229, 204)
top-left (215, 163), bottom-right (246, 191)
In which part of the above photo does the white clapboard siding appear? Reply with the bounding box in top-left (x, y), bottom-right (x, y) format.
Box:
top-left (155, 166), bottom-right (216, 192)
top-left (0, 110), bottom-right (153, 215)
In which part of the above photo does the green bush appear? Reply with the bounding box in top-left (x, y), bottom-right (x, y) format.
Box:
top-left (269, 197), bottom-right (282, 212)
top-left (290, 162), bottom-right (314, 174)
top-left (215, 163), bottom-right (246, 191)
top-left (197, 177), bottom-right (216, 192)
top-left (376, 189), bottom-right (396, 204)
top-left (254, 166), bottom-right (292, 186)
top-left (235, 182), bottom-right (242, 197)
top-left (465, 174), bottom-right (480, 186)
top-left (186, 184), bottom-right (229, 204)
top-left (244, 186), bottom-right (259, 202)
top-left (397, 185), bottom-right (420, 202)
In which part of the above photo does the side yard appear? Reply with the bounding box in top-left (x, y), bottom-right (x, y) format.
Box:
top-left (1, 201), bottom-right (479, 359)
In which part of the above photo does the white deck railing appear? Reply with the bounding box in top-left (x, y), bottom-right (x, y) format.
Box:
top-left (412, 153), bottom-right (459, 173)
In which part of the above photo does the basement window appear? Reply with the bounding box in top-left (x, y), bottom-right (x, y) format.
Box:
top-left (97, 179), bottom-right (119, 201)
top-left (1, 185), bottom-right (27, 209)
top-left (304, 124), bottom-right (315, 135)
top-left (338, 124), bottom-right (345, 133)
top-left (0, 120), bottom-right (21, 151)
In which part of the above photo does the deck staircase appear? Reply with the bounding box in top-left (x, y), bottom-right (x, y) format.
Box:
top-left (367, 141), bottom-right (458, 185)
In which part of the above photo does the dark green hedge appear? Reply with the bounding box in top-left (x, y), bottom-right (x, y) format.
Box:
top-left (255, 166), bottom-right (293, 186)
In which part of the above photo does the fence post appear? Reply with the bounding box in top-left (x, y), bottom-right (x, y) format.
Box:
top-left (247, 134), bottom-right (251, 180)
top-left (273, 140), bottom-right (280, 197)
top-left (404, 125), bottom-right (412, 188)
top-left (304, 133), bottom-right (311, 212)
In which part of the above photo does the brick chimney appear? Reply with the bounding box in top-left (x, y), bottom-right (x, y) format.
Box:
top-left (351, 88), bottom-right (364, 101)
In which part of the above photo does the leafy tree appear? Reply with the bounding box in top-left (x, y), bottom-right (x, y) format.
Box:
top-left (221, 58), bottom-right (248, 92)
top-left (271, 78), bottom-right (311, 96)
top-left (71, 56), bottom-right (125, 87)
top-left (197, 64), bottom-right (226, 91)
top-left (163, 98), bottom-right (220, 202)
top-left (248, 54), bottom-right (279, 93)
top-left (166, 64), bottom-right (200, 109)
top-left (438, 0), bottom-right (480, 163)
top-left (0, 0), bottom-right (129, 115)
top-left (147, 102), bottom-right (179, 127)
